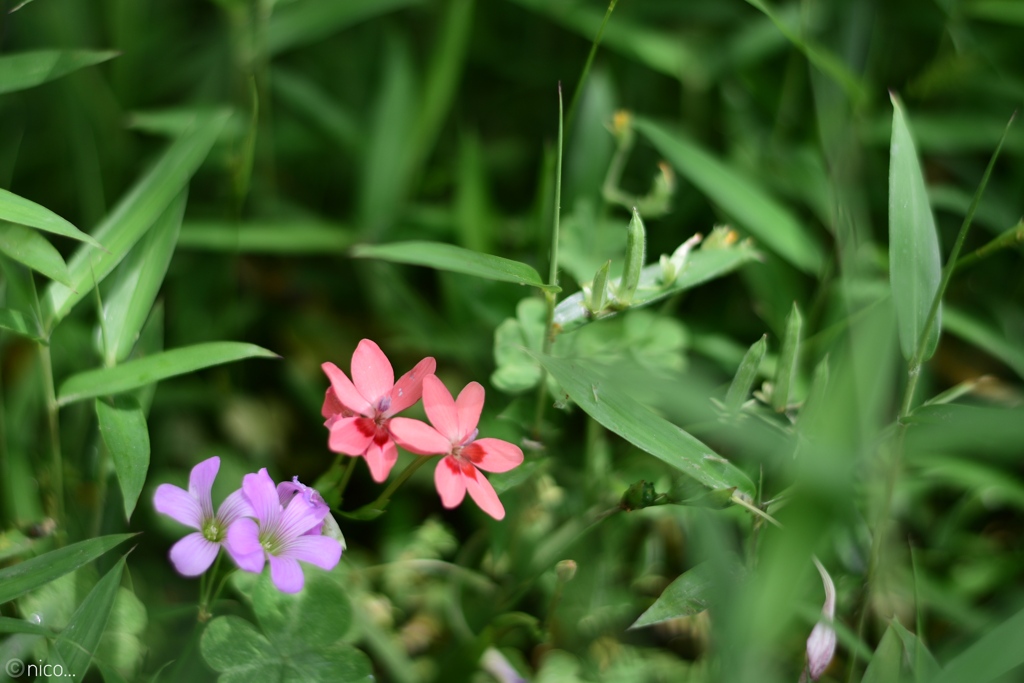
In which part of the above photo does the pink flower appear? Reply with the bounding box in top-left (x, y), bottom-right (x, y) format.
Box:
top-left (153, 456), bottom-right (253, 577)
top-left (322, 340), bottom-right (436, 482)
top-left (389, 375), bottom-right (523, 520)
top-left (226, 468), bottom-right (342, 593)
top-left (803, 557), bottom-right (837, 681)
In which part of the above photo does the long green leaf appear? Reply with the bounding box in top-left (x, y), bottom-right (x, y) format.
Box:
top-left (0, 50), bottom-right (118, 95)
top-left (889, 94), bottom-right (942, 362)
top-left (0, 616), bottom-right (57, 636)
top-left (0, 307), bottom-right (42, 341)
top-left (352, 241), bottom-right (559, 293)
top-left (0, 188), bottom-right (102, 248)
top-left (0, 222), bottom-right (72, 286)
top-left (635, 118), bottom-right (823, 272)
top-left (928, 605), bottom-right (1024, 683)
top-left (630, 562), bottom-right (718, 628)
top-left (0, 534), bottom-right (134, 605)
top-left (57, 341), bottom-right (279, 405)
top-left (96, 396), bottom-right (150, 520)
top-left (267, 0), bottom-right (422, 55)
top-left (861, 624), bottom-right (904, 683)
top-left (535, 354), bottom-right (754, 494)
top-left (53, 555), bottom-right (126, 680)
top-left (178, 219), bottom-right (354, 253)
top-left (942, 306), bottom-right (1024, 380)
top-left (40, 109), bottom-right (230, 331)
top-left (102, 190), bottom-right (185, 365)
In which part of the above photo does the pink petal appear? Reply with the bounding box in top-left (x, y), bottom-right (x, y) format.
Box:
top-left (327, 417), bottom-right (375, 455)
top-left (389, 417), bottom-right (452, 455)
top-left (188, 456), bottom-right (220, 520)
top-left (284, 535), bottom-right (342, 570)
top-left (217, 488), bottom-right (254, 527)
top-left (434, 456), bottom-right (467, 508)
top-left (351, 339), bottom-right (394, 406)
top-left (463, 467), bottom-right (505, 520)
top-left (363, 437), bottom-right (399, 483)
top-left (242, 469), bottom-right (281, 527)
top-left (454, 382), bottom-right (485, 443)
top-left (154, 484), bottom-right (203, 529)
top-left (226, 518), bottom-right (265, 573)
top-left (268, 555), bottom-right (305, 593)
top-left (387, 356), bottom-right (437, 415)
top-left (462, 438), bottom-right (524, 473)
top-left (168, 532), bottom-right (220, 576)
top-left (422, 375), bottom-right (459, 440)
top-left (321, 387), bottom-right (346, 420)
top-left (322, 362), bottom-right (372, 416)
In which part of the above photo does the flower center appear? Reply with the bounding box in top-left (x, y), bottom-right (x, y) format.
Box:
top-left (202, 518), bottom-right (222, 543)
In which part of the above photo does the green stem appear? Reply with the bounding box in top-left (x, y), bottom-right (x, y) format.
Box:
top-left (198, 551), bottom-right (225, 622)
top-left (38, 345), bottom-right (64, 542)
top-left (954, 220), bottom-right (1024, 272)
top-left (335, 455), bottom-right (357, 505)
top-left (565, 0), bottom-right (619, 131)
top-left (366, 455), bottom-right (434, 512)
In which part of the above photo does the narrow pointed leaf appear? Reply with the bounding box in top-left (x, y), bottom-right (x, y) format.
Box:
top-left (0, 188), bottom-right (102, 248)
top-left (725, 334), bottom-right (767, 412)
top-left (861, 625), bottom-right (904, 683)
top-left (927, 605), bottom-right (1024, 683)
top-left (96, 396), bottom-right (150, 520)
top-left (0, 50), bottom-right (118, 95)
top-left (41, 109), bottom-right (230, 331)
top-left (0, 616), bottom-right (57, 636)
top-left (267, 0), bottom-right (422, 55)
top-left (0, 222), bottom-right (71, 285)
top-left (178, 219), bottom-right (354, 253)
top-left (352, 241), bottom-right (559, 293)
top-left (630, 561), bottom-right (718, 628)
top-left (0, 534), bottom-right (134, 605)
top-left (942, 306), bottom-right (1024, 380)
top-left (535, 353), bottom-right (754, 494)
top-left (53, 555), bottom-right (127, 679)
top-left (0, 307), bottom-right (42, 341)
top-left (772, 302), bottom-right (802, 411)
top-left (58, 341), bottom-right (278, 405)
top-left (889, 94), bottom-right (942, 362)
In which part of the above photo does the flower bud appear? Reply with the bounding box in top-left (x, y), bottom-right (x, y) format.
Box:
top-left (660, 232), bottom-right (703, 286)
top-left (616, 208), bottom-right (646, 306)
top-left (555, 559), bottom-right (577, 583)
top-left (588, 260), bottom-right (611, 314)
top-left (805, 558), bottom-right (837, 680)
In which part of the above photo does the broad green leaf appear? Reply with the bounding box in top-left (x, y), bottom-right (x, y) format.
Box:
top-left (102, 191), bottom-right (185, 365)
top-left (535, 354), bottom-right (754, 494)
top-left (41, 109), bottom-right (230, 331)
top-left (96, 396), bottom-right (150, 520)
top-left (267, 0), bottom-right (422, 55)
top-left (906, 404), bottom-right (1024, 459)
top-left (861, 624), bottom-right (906, 683)
top-left (95, 587), bottom-right (147, 681)
top-left (724, 334), bottom-right (767, 412)
top-left (942, 306), bottom-right (1024, 379)
top-left (630, 562), bottom-right (718, 628)
top-left (0, 307), bottom-right (42, 341)
top-left (771, 302), bottom-right (802, 412)
top-left (0, 533), bottom-right (133, 606)
top-left (178, 220), bottom-right (354, 253)
top-left (253, 569), bottom-right (355, 653)
top-left (352, 241), bottom-right (558, 293)
top-left (890, 620), bottom-right (940, 681)
top-left (635, 117), bottom-right (823, 272)
top-left (200, 616), bottom-right (278, 680)
top-left (0, 50), bottom-right (118, 95)
top-left (0, 222), bottom-right (71, 286)
top-left (53, 556), bottom-right (126, 680)
top-left (0, 616), bottom-right (56, 636)
top-left (0, 188), bottom-right (102, 248)
top-left (57, 341), bottom-right (278, 405)
top-left (889, 94), bottom-right (942, 362)
top-left (928, 605), bottom-right (1024, 683)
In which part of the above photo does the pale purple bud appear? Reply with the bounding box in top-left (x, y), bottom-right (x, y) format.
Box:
top-left (805, 557), bottom-right (837, 681)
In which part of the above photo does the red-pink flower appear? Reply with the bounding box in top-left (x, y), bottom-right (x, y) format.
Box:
top-left (322, 340), bottom-right (435, 482)
top-left (389, 375), bottom-right (523, 520)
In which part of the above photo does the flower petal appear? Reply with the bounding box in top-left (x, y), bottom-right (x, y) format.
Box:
top-left (462, 438), bottom-right (524, 473)
top-left (284, 535), bottom-right (342, 571)
top-left (463, 467), bottom-right (505, 520)
top-left (216, 488), bottom-right (254, 528)
top-left (387, 356), bottom-right (437, 415)
top-left (351, 339), bottom-right (394, 406)
top-left (322, 362), bottom-right (372, 416)
top-left (226, 518), bottom-right (265, 573)
top-left (269, 555), bottom-right (305, 593)
top-left (363, 438), bottom-right (399, 483)
top-left (321, 387), bottom-right (346, 420)
top-left (434, 456), bottom-right (467, 508)
top-left (168, 532), bottom-right (220, 576)
top-left (188, 456), bottom-right (220, 520)
top-left (278, 488), bottom-right (329, 541)
top-left (241, 468), bottom-right (281, 528)
top-left (328, 417), bottom-right (375, 455)
top-left (454, 382), bottom-right (485, 443)
top-left (154, 484), bottom-right (203, 529)
top-left (389, 417), bottom-right (451, 455)
top-left (422, 375), bottom-right (459, 440)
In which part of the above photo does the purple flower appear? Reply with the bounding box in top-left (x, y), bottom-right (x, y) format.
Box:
top-left (153, 456), bottom-right (253, 577)
top-left (276, 476), bottom-right (329, 536)
top-left (226, 468), bottom-right (343, 593)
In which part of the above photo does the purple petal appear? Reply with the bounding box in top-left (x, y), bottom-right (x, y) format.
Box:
top-left (268, 555), bottom-right (305, 593)
top-left (168, 532), bottom-right (220, 576)
top-left (282, 535), bottom-right (342, 571)
top-left (278, 490), bottom-right (329, 541)
top-left (242, 468), bottom-right (281, 527)
top-left (226, 517), bottom-right (265, 573)
top-left (154, 484), bottom-right (203, 529)
top-left (217, 488), bottom-right (254, 528)
top-left (188, 456), bottom-right (220, 521)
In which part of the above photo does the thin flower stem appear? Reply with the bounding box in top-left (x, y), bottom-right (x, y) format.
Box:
top-left (565, 0), bottom-right (618, 131)
top-left (37, 344), bottom-right (65, 543)
top-left (198, 551), bottom-right (225, 622)
top-left (335, 455), bottom-right (357, 505)
top-left (368, 455), bottom-right (434, 511)
top-left (730, 494), bottom-right (783, 529)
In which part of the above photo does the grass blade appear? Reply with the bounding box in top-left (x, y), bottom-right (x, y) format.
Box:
top-left (725, 334), bottom-right (768, 412)
top-left (0, 50), bottom-right (118, 95)
top-left (0, 534), bottom-right (134, 605)
top-left (927, 605), bottom-right (1024, 683)
top-left (0, 188), bottom-right (102, 248)
top-left (178, 220), bottom-right (354, 253)
top-left (0, 222), bottom-right (71, 286)
top-left (772, 302), bottom-right (803, 412)
top-left (267, 0), bottom-right (422, 55)
top-left (53, 555), bottom-right (127, 680)
top-left (0, 307), bottom-right (42, 341)
top-left (630, 561), bottom-right (718, 628)
top-left (96, 396), bottom-right (150, 520)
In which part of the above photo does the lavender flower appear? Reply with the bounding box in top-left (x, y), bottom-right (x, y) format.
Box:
top-left (803, 557), bottom-right (837, 681)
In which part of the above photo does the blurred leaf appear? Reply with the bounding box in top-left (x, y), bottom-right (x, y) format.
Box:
top-left (889, 94), bottom-right (942, 362)
top-left (102, 190), bottom-right (184, 365)
top-left (725, 334), bottom-right (767, 412)
top-left (0, 307), bottom-right (42, 341)
top-left (352, 241), bottom-right (558, 292)
top-left (928, 605), bottom-right (1024, 683)
top-left (199, 616), bottom-right (276, 679)
top-left (53, 555), bottom-right (126, 680)
top-left (492, 298), bottom-right (546, 394)
top-left (941, 306), bottom-right (1024, 380)
top-left (0, 50), bottom-right (118, 95)
top-left (178, 220), bottom-right (354, 254)
top-left (906, 405), bottom-right (1024, 459)
top-left (95, 588), bottom-right (147, 681)
top-left (0, 616), bottom-right (56, 636)
top-left (271, 67), bottom-right (360, 155)
top-left (267, 0), bottom-right (423, 55)
top-left (41, 109), bottom-right (230, 331)
top-left (0, 188), bottom-right (102, 248)
top-left (916, 456), bottom-right (1024, 511)
top-left (636, 118), bottom-right (823, 272)
top-left (0, 222), bottom-right (71, 286)
top-left (535, 354), bottom-right (755, 494)
top-left (96, 396), bottom-right (150, 520)
top-left (891, 620), bottom-right (940, 681)
top-left (964, 1), bottom-right (1024, 26)
top-left (772, 302), bottom-right (802, 411)
top-left (57, 342), bottom-right (278, 405)
top-left (0, 534), bottom-right (134, 605)
top-left (630, 561), bottom-right (717, 628)
top-left (862, 624), bottom-right (906, 683)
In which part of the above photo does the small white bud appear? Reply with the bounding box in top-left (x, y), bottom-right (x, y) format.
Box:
top-left (805, 557), bottom-right (837, 681)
